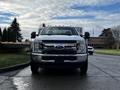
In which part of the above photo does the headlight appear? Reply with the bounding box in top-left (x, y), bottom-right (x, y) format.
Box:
top-left (76, 40), bottom-right (86, 53)
top-left (34, 41), bottom-right (44, 52)
top-left (34, 42), bottom-right (39, 52)
top-left (39, 43), bottom-right (44, 49)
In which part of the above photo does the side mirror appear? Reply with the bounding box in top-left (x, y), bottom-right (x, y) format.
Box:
top-left (80, 34), bottom-right (83, 37)
top-left (31, 32), bottom-right (36, 39)
top-left (84, 32), bottom-right (90, 39)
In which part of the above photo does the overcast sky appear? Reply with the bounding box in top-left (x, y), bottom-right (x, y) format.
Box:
top-left (0, 0), bottom-right (120, 39)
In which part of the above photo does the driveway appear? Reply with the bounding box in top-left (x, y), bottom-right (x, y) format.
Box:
top-left (0, 54), bottom-right (120, 90)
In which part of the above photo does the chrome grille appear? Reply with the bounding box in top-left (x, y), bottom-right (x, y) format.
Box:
top-left (42, 40), bottom-right (77, 54)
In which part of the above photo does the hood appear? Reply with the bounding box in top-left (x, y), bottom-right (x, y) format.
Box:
top-left (35, 35), bottom-right (83, 41)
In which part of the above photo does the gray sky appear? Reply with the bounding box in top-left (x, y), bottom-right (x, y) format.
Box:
top-left (0, 0), bottom-right (120, 39)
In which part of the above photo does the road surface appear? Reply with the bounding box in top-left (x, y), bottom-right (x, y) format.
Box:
top-left (0, 54), bottom-right (120, 90)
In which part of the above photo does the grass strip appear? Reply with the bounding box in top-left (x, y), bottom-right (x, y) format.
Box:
top-left (0, 53), bottom-right (29, 68)
top-left (95, 49), bottom-right (120, 55)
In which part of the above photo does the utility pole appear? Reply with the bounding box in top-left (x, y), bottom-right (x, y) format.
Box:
top-left (93, 28), bottom-right (94, 37)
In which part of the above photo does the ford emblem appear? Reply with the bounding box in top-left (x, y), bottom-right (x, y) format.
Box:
top-left (55, 45), bottom-right (64, 49)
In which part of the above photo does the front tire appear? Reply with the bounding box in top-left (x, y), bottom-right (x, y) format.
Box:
top-left (80, 59), bottom-right (88, 75)
top-left (30, 62), bottom-right (39, 74)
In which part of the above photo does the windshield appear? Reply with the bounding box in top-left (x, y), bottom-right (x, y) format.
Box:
top-left (40, 27), bottom-right (78, 35)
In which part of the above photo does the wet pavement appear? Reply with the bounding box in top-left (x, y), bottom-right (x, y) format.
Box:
top-left (0, 54), bottom-right (120, 90)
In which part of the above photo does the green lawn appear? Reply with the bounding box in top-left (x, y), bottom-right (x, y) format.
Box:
top-left (0, 53), bottom-right (29, 68)
top-left (95, 49), bottom-right (120, 55)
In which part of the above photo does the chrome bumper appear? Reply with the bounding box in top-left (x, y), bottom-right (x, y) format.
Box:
top-left (31, 53), bottom-right (88, 63)
top-left (32, 53), bottom-right (87, 56)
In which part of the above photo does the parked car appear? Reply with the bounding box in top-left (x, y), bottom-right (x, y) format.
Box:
top-left (30, 26), bottom-right (90, 74)
top-left (88, 46), bottom-right (94, 55)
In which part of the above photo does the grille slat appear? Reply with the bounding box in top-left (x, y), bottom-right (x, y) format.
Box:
top-left (42, 56), bottom-right (76, 60)
top-left (42, 49), bottom-right (76, 54)
top-left (42, 40), bottom-right (76, 43)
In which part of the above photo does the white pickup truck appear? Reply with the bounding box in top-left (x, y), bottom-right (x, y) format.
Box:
top-left (30, 26), bottom-right (89, 74)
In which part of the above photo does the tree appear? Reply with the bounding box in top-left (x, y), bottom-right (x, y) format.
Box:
top-left (0, 28), bottom-right (2, 41)
top-left (7, 27), bottom-right (16, 42)
top-left (7, 27), bottom-right (11, 42)
top-left (9, 18), bottom-right (23, 42)
top-left (2, 27), bottom-right (8, 42)
top-left (111, 25), bottom-right (120, 50)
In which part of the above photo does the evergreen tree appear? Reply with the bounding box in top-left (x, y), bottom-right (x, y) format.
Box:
top-left (0, 28), bottom-right (2, 41)
top-left (9, 18), bottom-right (23, 42)
top-left (7, 27), bottom-right (17, 42)
top-left (2, 28), bottom-right (8, 42)
top-left (7, 27), bottom-right (12, 42)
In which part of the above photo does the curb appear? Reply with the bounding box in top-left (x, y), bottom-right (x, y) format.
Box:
top-left (0, 62), bottom-right (30, 73)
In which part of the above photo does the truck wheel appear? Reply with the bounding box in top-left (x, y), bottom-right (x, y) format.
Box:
top-left (30, 62), bottom-right (39, 74)
top-left (80, 59), bottom-right (88, 75)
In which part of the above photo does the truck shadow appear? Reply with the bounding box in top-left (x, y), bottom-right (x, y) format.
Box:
top-left (34, 68), bottom-right (88, 76)
top-left (29, 68), bottom-right (88, 90)
top-left (13, 67), bottom-right (89, 90)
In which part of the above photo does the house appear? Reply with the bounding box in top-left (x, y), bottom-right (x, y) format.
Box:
top-left (88, 28), bottom-right (115, 49)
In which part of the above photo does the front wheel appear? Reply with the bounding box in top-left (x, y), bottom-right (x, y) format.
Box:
top-left (30, 62), bottom-right (39, 74)
top-left (80, 59), bottom-right (88, 75)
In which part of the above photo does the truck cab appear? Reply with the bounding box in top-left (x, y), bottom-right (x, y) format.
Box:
top-left (30, 26), bottom-right (89, 74)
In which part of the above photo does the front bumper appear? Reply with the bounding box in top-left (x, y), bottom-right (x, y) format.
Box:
top-left (31, 53), bottom-right (88, 63)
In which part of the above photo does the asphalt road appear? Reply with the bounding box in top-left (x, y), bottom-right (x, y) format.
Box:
top-left (0, 54), bottom-right (120, 90)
